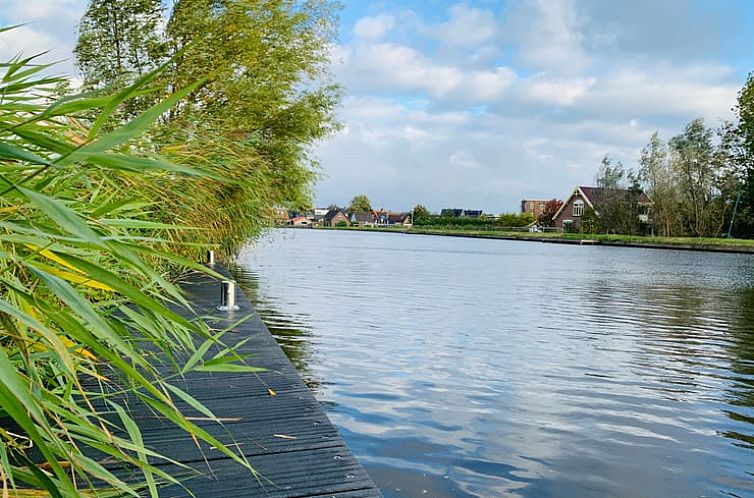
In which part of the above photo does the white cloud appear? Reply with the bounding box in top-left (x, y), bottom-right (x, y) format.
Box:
top-left (0, 0), bottom-right (86, 77)
top-left (335, 41), bottom-right (517, 102)
top-left (429, 3), bottom-right (497, 47)
top-left (353, 14), bottom-right (395, 41)
top-left (503, 0), bottom-right (591, 73)
top-left (521, 75), bottom-right (597, 106)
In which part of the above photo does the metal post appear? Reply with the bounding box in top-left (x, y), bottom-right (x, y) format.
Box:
top-left (218, 280), bottom-right (239, 311)
top-left (207, 250), bottom-right (215, 265)
top-left (727, 191), bottom-right (741, 239)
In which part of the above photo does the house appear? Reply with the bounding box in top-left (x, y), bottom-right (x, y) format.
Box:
top-left (373, 210), bottom-right (410, 226)
top-left (552, 186), bottom-right (652, 231)
top-left (350, 211), bottom-right (376, 226)
top-left (521, 199), bottom-right (549, 217)
top-left (440, 208), bottom-right (464, 217)
top-left (272, 206), bottom-right (289, 224)
top-left (324, 209), bottom-right (350, 227)
top-left (290, 216), bottom-right (311, 227)
top-left (440, 208), bottom-right (483, 218)
top-left (388, 212), bottom-right (412, 226)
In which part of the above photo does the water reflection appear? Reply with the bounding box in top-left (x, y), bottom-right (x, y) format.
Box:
top-left (229, 263), bottom-right (320, 391)
top-left (236, 230), bottom-right (754, 498)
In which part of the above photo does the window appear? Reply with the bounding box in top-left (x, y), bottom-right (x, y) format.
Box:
top-left (573, 200), bottom-right (584, 217)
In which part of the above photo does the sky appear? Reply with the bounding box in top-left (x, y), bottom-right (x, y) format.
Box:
top-left (2, 1), bottom-right (754, 213)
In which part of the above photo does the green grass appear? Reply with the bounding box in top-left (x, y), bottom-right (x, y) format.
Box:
top-left (315, 225), bottom-right (754, 251)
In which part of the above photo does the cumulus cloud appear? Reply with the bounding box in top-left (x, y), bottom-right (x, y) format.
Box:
top-left (335, 41), bottom-right (516, 102)
top-left (0, 0), bottom-right (85, 76)
top-left (353, 14), bottom-right (395, 41)
top-left (1, 0), bottom-right (748, 212)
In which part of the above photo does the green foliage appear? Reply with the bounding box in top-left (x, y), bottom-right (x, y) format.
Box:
top-left (536, 199), bottom-right (562, 227)
top-left (412, 204), bottom-right (430, 224)
top-left (348, 195), bottom-right (372, 212)
top-left (580, 207), bottom-right (598, 234)
top-left (0, 46), bottom-right (261, 498)
top-left (336, 220), bottom-right (348, 227)
top-left (668, 118), bottom-right (725, 237)
top-left (75, 0), bottom-right (166, 118)
top-left (74, 0), bottom-right (342, 256)
top-left (415, 213), bottom-right (534, 228)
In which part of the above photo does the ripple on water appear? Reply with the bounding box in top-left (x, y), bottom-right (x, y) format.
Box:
top-left (234, 229), bottom-right (754, 498)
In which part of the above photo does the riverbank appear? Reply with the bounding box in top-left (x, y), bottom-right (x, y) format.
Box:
top-left (308, 226), bottom-right (754, 254)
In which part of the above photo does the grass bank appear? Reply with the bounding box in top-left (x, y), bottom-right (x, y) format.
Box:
top-left (312, 226), bottom-right (754, 254)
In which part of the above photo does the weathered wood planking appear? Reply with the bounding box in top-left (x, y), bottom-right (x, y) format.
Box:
top-left (105, 266), bottom-right (382, 498)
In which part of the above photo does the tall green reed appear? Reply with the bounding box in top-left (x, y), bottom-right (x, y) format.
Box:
top-left (1, 35), bottom-right (261, 497)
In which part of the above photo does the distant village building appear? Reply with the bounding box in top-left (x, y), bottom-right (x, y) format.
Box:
top-left (350, 211), bottom-right (377, 226)
top-left (290, 216), bottom-right (311, 226)
top-left (324, 209), bottom-right (350, 227)
top-left (374, 210), bottom-right (411, 226)
top-left (272, 206), bottom-right (289, 224)
top-left (552, 186), bottom-right (652, 231)
top-left (440, 208), bottom-right (483, 218)
top-left (521, 199), bottom-right (549, 217)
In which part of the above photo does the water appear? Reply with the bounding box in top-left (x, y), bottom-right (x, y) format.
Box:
top-left (233, 229), bottom-right (754, 498)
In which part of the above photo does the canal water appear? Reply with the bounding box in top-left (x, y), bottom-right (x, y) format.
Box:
top-left (233, 228), bottom-right (754, 498)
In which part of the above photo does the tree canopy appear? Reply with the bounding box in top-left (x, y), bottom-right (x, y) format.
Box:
top-left (74, 0), bottom-right (341, 255)
top-left (349, 195), bottom-right (372, 212)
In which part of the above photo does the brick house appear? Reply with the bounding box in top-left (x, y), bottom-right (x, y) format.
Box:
top-left (552, 186), bottom-right (652, 231)
top-left (521, 199), bottom-right (549, 217)
top-left (324, 209), bottom-right (350, 227)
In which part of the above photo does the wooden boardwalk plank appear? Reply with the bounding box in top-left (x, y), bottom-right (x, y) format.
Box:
top-left (138, 265), bottom-right (382, 497)
top-left (24, 266), bottom-right (382, 498)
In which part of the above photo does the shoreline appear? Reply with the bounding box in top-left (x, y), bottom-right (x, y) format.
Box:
top-left (290, 226), bottom-right (754, 255)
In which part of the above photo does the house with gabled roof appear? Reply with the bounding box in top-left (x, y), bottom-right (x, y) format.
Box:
top-left (350, 211), bottom-right (376, 226)
top-left (552, 186), bottom-right (652, 231)
top-left (324, 209), bottom-right (350, 227)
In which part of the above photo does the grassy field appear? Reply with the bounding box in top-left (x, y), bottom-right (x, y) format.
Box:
top-left (314, 225), bottom-right (754, 252)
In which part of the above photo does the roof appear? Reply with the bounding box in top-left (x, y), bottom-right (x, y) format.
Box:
top-left (350, 211), bottom-right (375, 223)
top-left (324, 209), bottom-right (345, 221)
top-left (440, 208), bottom-right (464, 217)
top-left (553, 186), bottom-right (653, 220)
top-left (579, 186), bottom-right (652, 205)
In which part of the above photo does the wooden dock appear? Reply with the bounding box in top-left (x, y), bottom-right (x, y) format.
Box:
top-left (114, 266), bottom-right (382, 497)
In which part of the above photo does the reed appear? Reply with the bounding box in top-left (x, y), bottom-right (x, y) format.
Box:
top-left (1, 37), bottom-right (261, 497)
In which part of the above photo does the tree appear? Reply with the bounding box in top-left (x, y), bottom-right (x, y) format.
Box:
top-left (75, 0), bottom-right (166, 94)
top-left (669, 118), bottom-right (726, 237)
top-left (638, 132), bottom-right (682, 236)
top-left (412, 204), bottom-right (431, 225)
top-left (348, 195), bottom-right (372, 212)
top-left (722, 72), bottom-right (754, 238)
top-left (537, 199), bottom-right (563, 227)
top-left (74, 0), bottom-right (342, 255)
top-left (594, 155), bottom-right (632, 234)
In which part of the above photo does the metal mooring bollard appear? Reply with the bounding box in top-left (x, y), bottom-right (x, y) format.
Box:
top-left (218, 280), bottom-right (239, 311)
top-left (207, 250), bottom-right (215, 265)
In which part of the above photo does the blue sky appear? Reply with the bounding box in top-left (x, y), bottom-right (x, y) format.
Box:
top-left (2, 1), bottom-right (754, 212)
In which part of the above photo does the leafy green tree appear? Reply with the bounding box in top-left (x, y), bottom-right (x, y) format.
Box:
top-left (638, 132), bottom-right (682, 236)
top-left (537, 199), bottom-right (562, 227)
top-left (580, 207), bottom-right (598, 234)
top-left (74, 0), bottom-right (342, 255)
top-left (723, 72), bottom-right (754, 237)
top-left (348, 195), bottom-right (372, 212)
top-left (669, 118), bottom-right (727, 237)
top-left (75, 0), bottom-right (166, 90)
top-left (412, 204), bottom-right (431, 225)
